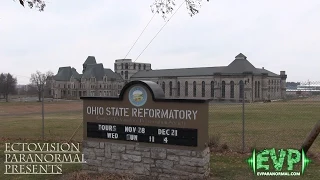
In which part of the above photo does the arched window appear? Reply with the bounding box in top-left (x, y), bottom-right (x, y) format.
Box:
top-left (125, 71), bottom-right (128, 79)
top-left (221, 81), bottom-right (225, 98)
top-left (255, 81), bottom-right (257, 98)
top-left (258, 81), bottom-right (260, 98)
top-left (201, 81), bottom-right (205, 97)
top-left (169, 81), bottom-right (173, 96)
top-left (193, 81), bottom-right (197, 97)
top-left (138, 64), bottom-right (141, 70)
top-left (239, 80), bottom-right (244, 99)
top-left (162, 82), bottom-right (165, 93)
top-left (125, 63), bottom-right (128, 69)
top-left (185, 81), bottom-right (188, 96)
top-left (121, 63), bottom-right (124, 69)
top-left (177, 81), bottom-right (180, 97)
top-left (133, 63), bottom-right (136, 69)
top-left (144, 64), bottom-right (146, 70)
top-left (211, 81), bottom-right (214, 97)
top-left (230, 81), bottom-right (234, 98)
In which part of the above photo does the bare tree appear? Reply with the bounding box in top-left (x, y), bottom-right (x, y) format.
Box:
top-left (15, 0), bottom-right (46, 11)
top-left (0, 73), bottom-right (17, 102)
top-left (30, 71), bottom-right (54, 102)
top-left (151, 0), bottom-right (208, 20)
top-left (14, 0), bottom-right (208, 19)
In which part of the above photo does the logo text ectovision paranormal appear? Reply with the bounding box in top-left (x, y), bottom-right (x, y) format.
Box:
top-left (247, 148), bottom-right (311, 176)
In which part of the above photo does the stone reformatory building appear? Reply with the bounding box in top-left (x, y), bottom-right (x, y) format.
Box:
top-left (49, 53), bottom-right (287, 102)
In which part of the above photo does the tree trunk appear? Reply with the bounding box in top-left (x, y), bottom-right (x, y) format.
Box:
top-left (38, 91), bottom-right (41, 102)
top-left (300, 120), bottom-right (320, 153)
top-left (5, 94), bottom-right (8, 102)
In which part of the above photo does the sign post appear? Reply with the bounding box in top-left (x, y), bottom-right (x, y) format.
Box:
top-left (81, 80), bottom-right (210, 179)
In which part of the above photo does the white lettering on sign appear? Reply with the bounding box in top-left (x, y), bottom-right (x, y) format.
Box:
top-left (124, 126), bottom-right (145, 134)
top-left (105, 107), bottom-right (129, 117)
top-left (86, 106), bottom-right (198, 120)
top-left (86, 106), bottom-right (104, 115)
top-left (126, 134), bottom-right (138, 141)
top-left (98, 124), bottom-right (116, 131)
top-left (131, 108), bottom-right (198, 120)
top-left (106, 133), bottom-right (118, 139)
top-left (158, 129), bottom-right (178, 136)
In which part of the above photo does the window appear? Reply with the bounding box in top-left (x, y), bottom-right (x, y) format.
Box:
top-left (201, 81), bottom-right (205, 97)
top-left (138, 64), bottom-right (141, 70)
top-left (239, 80), bottom-right (244, 99)
top-left (221, 81), bottom-right (225, 98)
top-left (185, 81), bottom-right (188, 96)
top-left (121, 63), bottom-right (124, 69)
top-left (255, 81), bottom-right (257, 98)
top-left (134, 63), bottom-right (136, 69)
top-left (258, 81), bottom-right (260, 98)
top-left (268, 80), bottom-right (270, 85)
top-left (162, 82), bottom-right (165, 93)
top-left (177, 81), bottom-right (180, 96)
top-left (125, 63), bottom-right (128, 69)
top-left (121, 71), bottom-right (123, 75)
top-left (144, 64), bottom-right (146, 70)
top-left (230, 81), bottom-right (234, 98)
top-left (125, 71), bottom-right (128, 79)
top-left (169, 81), bottom-right (173, 96)
top-left (211, 81), bottom-right (214, 97)
top-left (193, 81), bottom-right (197, 97)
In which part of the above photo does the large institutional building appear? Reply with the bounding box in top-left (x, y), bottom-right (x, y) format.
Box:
top-left (49, 53), bottom-right (287, 102)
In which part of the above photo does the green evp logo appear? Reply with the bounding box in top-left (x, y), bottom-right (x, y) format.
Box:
top-left (247, 148), bottom-right (311, 176)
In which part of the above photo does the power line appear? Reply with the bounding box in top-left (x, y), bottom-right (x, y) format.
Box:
top-left (123, 13), bottom-right (156, 59)
top-left (134, 1), bottom-right (184, 62)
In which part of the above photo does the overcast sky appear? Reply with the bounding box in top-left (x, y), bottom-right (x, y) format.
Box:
top-left (1, 0), bottom-right (319, 85)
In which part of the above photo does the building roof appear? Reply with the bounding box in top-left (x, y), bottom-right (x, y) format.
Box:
top-left (83, 56), bottom-right (97, 65)
top-left (104, 68), bottom-right (123, 81)
top-left (54, 56), bottom-right (122, 82)
top-left (82, 63), bottom-right (106, 81)
top-left (131, 67), bottom-right (225, 78)
top-left (53, 66), bottom-right (74, 81)
top-left (131, 53), bottom-right (280, 78)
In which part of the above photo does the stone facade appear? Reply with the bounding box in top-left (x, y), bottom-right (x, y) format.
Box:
top-left (82, 141), bottom-right (210, 180)
top-left (114, 59), bottom-right (151, 82)
top-left (50, 53), bottom-right (287, 102)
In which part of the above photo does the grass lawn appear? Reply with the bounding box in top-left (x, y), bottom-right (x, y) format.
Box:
top-left (0, 99), bottom-right (320, 179)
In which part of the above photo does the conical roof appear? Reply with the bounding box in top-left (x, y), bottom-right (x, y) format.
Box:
top-left (221, 53), bottom-right (258, 74)
top-left (83, 56), bottom-right (97, 65)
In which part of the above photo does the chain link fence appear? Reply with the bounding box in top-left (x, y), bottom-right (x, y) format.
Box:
top-left (207, 81), bottom-right (320, 153)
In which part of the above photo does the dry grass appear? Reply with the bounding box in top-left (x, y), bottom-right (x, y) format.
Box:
top-left (0, 100), bottom-right (82, 116)
top-left (1, 97), bottom-right (320, 179)
top-left (62, 171), bottom-right (134, 180)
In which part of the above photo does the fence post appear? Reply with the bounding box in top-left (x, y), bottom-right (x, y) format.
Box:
top-left (242, 86), bottom-right (245, 153)
top-left (42, 85), bottom-right (44, 140)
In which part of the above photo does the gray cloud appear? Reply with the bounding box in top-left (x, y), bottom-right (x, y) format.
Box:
top-left (0, 0), bottom-right (319, 84)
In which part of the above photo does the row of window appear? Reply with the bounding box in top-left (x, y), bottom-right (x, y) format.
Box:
top-left (121, 71), bottom-right (128, 79)
top-left (115, 63), bottom-right (149, 70)
top-left (159, 80), bottom-right (245, 99)
top-left (269, 79), bottom-right (281, 85)
top-left (89, 90), bottom-right (120, 97)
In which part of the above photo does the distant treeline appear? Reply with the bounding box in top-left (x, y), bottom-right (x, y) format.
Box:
top-left (0, 73), bottom-right (17, 102)
top-left (286, 82), bottom-right (300, 89)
